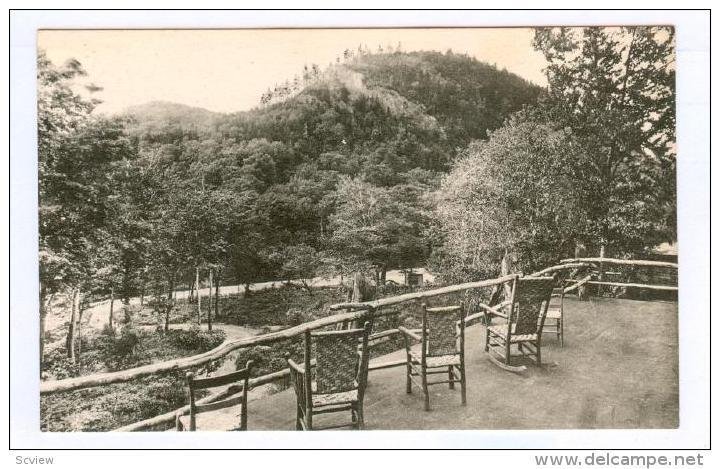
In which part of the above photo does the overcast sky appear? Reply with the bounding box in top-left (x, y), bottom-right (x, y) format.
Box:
top-left (38, 28), bottom-right (549, 115)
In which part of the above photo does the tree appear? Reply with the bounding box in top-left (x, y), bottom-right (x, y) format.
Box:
top-left (532, 26), bottom-right (676, 255)
top-left (432, 117), bottom-right (587, 282)
top-left (328, 177), bottom-right (432, 284)
top-left (270, 244), bottom-right (328, 293)
top-left (38, 52), bottom-right (134, 363)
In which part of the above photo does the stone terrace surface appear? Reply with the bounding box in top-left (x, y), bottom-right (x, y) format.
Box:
top-left (193, 297), bottom-right (678, 431)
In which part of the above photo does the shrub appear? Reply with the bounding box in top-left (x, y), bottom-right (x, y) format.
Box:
top-left (234, 340), bottom-right (303, 380)
top-left (285, 307), bottom-right (311, 326)
top-left (169, 326), bottom-right (225, 352)
top-left (97, 325), bottom-right (142, 370)
top-left (42, 348), bottom-right (81, 380)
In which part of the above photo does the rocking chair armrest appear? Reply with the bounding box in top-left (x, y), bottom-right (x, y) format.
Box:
top-left (477, 302), bottom-right (509, 319)
top-left (398, 326), bottom-right (422, 342)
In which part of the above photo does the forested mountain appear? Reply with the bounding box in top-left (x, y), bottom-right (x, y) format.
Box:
top-left (108, 50), bottom-right (543, 292)
top-left (348, 51), bottom-right (542, 144)
top-left (121, 101), bottom-right (222, 141)
top-left (126, 51), bottom-right (542, 180)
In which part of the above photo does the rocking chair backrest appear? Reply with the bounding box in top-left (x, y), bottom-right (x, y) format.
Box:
top-left (423, 305), bottom-right (464, 357)
top-left (308, 324), bottom-right (370, 394)
top-left (510, 277), bottom-right (555, 336)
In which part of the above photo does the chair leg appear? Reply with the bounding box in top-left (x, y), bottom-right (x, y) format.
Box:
top-left (406, 360), bottom-right (412, 394)
top-left (421, 368), bottom-right (430, 411)
top-left (459, 364), bottom-right (467, 406)
top-left (448, 366), bottom-right (454, 389)
top-left (559, 317), bottom-right (564, 347)
top-left (556, 319), bottom-right (561, 341)
top-left (536, 341), bottom-right (542, 367)
top-left (485, 328), bottom-right (490, 352)
top-left (356, 402), bottom-right (365, 430)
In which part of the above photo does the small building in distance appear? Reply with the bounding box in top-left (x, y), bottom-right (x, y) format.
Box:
top-left (403, 270), bottom-right (424, 287)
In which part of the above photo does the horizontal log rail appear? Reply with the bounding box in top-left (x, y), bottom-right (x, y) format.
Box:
top-left (41, 258), bottom-right (677, 396)
top-left (529, 262), bottom-right (592, 277)
top-left (328, 274), bottom-right (518, 311)
top-left (584, 280), bottom-right (678, 291)
top-left (560, 257), bottom-right (678, 269)
top-left (563, 275), bottom-right (594, 294)
top-left (42, 306), bottom-right (383, 394)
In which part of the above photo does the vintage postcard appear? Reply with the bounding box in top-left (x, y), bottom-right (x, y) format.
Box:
top-left (9, 10), bottom-right (710, 455)
top-left (35, 25), bottom-right (681, 432)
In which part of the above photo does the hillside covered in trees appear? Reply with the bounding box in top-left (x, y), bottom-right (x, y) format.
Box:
top-left (98, 50), bottom-right (543, 299)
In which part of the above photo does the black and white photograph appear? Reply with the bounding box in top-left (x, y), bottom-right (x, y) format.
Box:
top-left (8, 7), bottom-right (711, 456)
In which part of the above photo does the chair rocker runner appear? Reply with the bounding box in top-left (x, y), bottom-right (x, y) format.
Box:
top-left (286, 322), bottom-right (372, 430)
top-left (176, 360), bottom-right (254, 431)
top-left (399, 304), bottom-right (466, 411)
top-left (483, 276), bottom-right (555, 372)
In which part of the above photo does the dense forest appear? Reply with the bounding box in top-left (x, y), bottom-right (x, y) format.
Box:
top-left (39, 27), bottom-right (676, 368)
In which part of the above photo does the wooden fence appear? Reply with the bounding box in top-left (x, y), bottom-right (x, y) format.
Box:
top-left (39, 257), bottom-right (678, 431)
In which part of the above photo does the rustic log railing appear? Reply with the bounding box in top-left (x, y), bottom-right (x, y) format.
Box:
top-left (41, 274), bottom-right (520, 395)
top-left (41, 257), bottom-right (678, 431)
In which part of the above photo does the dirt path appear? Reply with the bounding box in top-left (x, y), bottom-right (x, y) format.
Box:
top-left (77, 268), bottom-right (435, 333)
top-left (136, 322), bottom-right (262, 342)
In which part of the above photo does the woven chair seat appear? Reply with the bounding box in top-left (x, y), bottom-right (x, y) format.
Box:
top-left (487, 324), bottom-right (538, 342)
top-left (545, 308), bottom-right (562, 320)
top-left (177, 406), bottom-right (244, 431)
top-left (311, 389), bottom-right (359, 407)
top-left (409, 351), bottom-right (460, 367)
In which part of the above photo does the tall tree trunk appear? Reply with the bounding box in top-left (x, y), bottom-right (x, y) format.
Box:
top-left (139, 273), bottom-right (145, 306)
top-left (39, 287), bottom-right (52, 375)
top-left (214, 272), bottom-right (220, 326)
top-left (574, 241), bottom-right (588, 300)
top-left (121, 264), bottom-right (131, 305)
top-left (501, 250), bottom-right (513, 299)
top-left (109, 286), bottom-right (114, 329)
top-left (196, 267), bottom-right (202, 325)
top-left (189, 277), bottom-right (195, 303)
top-left (165, 273), bottom-right (175, 332)
top-left (207, 269), bottom-right (214, 331)
top-left (76, 294), bottom-right (84, 359)
top-left (66, 288), bottom-right (79, 362)
top-left (598, 242), bottom-right (606, 297)
top-left (488, 250), bottom-right (513, 307)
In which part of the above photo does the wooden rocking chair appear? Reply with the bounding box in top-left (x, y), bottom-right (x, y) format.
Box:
top-left (399, 304), bottom-right (466, 411)
top-left (483, 276), bottom-right (555, 372)
top-left (176, 360), bottom-right (254, 431)
top-left (286, 322), bottom-right (372, 430)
